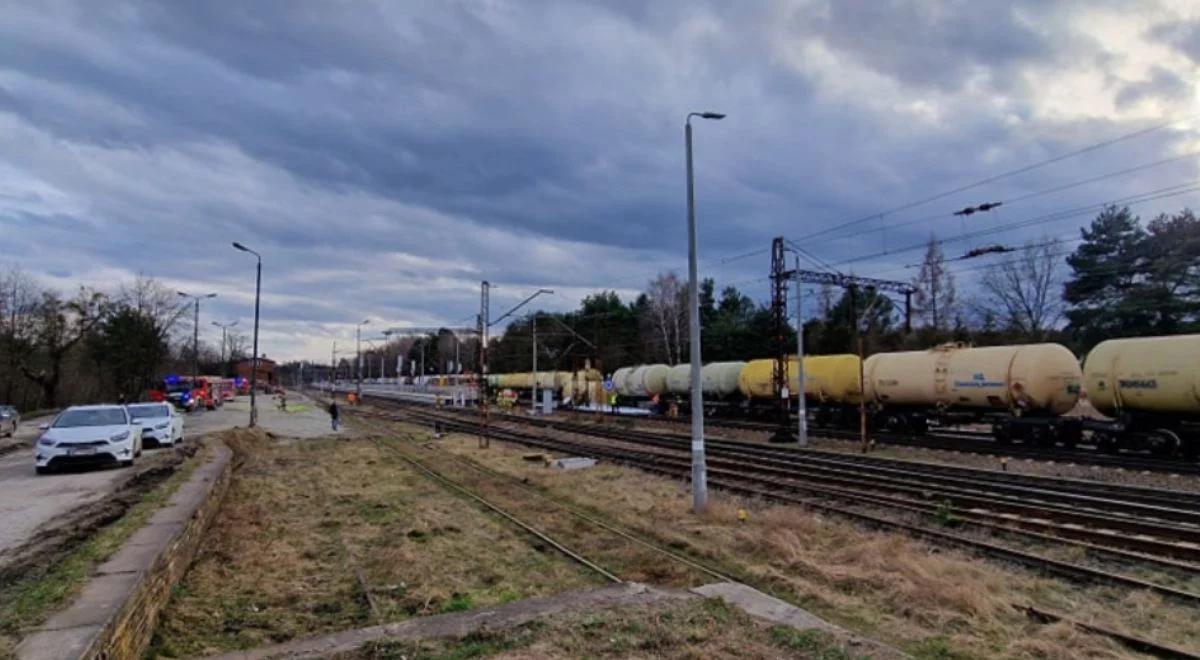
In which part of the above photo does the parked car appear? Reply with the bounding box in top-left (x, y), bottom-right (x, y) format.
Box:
top-left (34, 405), bottom-right (143, 474)
top-left (0, 405), bottom-right (17, 437)
top-left (126, 402), bottom-right (184, 447)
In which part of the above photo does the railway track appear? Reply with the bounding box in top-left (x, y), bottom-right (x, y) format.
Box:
top-left (561, 406), bottom-right (1200, 475)
top-left (351, 396), bottom-right (1200, 606)
top-left (316, 392), bottom-right (1200, 658)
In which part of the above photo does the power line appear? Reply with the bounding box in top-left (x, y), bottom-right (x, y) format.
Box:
top-left (809, 150), bottom-right (1200, 249)
top-left (833, 179), bottom-right (1200, 267)
top-left (792, 115), bottom-right (1193, 244)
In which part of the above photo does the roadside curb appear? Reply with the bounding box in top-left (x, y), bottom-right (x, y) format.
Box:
top-left (15, 441), bottom-right (234, 660)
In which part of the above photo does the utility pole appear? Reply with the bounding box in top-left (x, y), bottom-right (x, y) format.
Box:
top-left (331, 341), bottom-right (336, 391)
top-left (355, 319), bottom-right (369, 397)
top-left (795, 254), bottom-right (808, 447)
top-left (177, 291), bottom-right (217, 406)
top-left (769, 238), bottom-right (794, 443)
top-left (479, 281), bottom-right (490, 448)
top-left (684, 110), bottom-right (725, 513)
top-left (211, 320), bottom-right (238, 377)
top-left (531, 313), bottom-right (538, 414)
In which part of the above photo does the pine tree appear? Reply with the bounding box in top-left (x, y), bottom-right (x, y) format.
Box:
top-left (1063, 206), bottom-right (1146, 350)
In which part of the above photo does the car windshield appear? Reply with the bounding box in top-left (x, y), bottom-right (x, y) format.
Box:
top-left (53, 409), bottom-right (127, 428)
top-left (128, 404), bottom-right (170, 418)
top-left (165, 382), bottom-right (192, 393)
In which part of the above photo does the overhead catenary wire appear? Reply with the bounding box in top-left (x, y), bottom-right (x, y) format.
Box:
top-left (809, 150), bottom-right (1200, 250)
top-left (791, 115), bottom-right (1194, 244)
top-left (833, 180), bottom-right (1200, 267)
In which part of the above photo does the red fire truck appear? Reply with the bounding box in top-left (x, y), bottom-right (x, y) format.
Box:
top-left (148, 376), bottom-right (219, 411)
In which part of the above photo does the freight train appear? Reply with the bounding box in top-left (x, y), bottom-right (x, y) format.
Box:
top-left (485, 333), bottom-right (1200, 459)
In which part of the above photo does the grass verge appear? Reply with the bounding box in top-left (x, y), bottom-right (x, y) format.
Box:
top-left (149, 432), bottom-right (603, 657)
top-left (431, 429), bottom-right (1200, 659)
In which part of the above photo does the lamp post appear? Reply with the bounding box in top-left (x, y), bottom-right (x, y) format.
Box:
top-left (211, 320), bottom-right (238, 377)
top-left (684, 110), bottom-right (724, 513)
top-left (177, 291), bottom-right (217, 404)
top-left (232, 242), bottom-right (262, 427)
top-left (355, 319), bottom-right (370, 397)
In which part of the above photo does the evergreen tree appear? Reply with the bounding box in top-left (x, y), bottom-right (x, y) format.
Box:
top-left (1063, 206), bottom-right (1146, 350)
top-left (1139, 209), bottom-right (1200, 334)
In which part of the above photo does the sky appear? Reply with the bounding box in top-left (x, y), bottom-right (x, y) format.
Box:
top-left (2, 0), bottom-right (1199, 362)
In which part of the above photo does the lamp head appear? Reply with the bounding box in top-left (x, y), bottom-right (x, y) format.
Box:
top-left (232, 242), bottom-right (248, 252)
top-left (699, 112), bottom-right (726, 120)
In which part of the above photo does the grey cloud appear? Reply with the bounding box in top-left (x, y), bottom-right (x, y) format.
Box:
top-left (1, 1), bottom-right (1198, 360)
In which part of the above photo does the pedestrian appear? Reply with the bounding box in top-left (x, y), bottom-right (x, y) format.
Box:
top-left (279, 391), bottom-right (288, 412)
top-left (329, 400), bottom-right (340, 432)
top-left (117, 393), bottom-right (127, 405)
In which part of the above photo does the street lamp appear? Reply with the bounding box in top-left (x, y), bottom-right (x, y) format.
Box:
top-left (211, 320), bottom-right (238, 377)
top-left (684, 110), bottom-right (724, 513)
top-left (355, 319), bottom-right (370, 396)
top-left (232, 242), bottom-right (262, 427)
top-left (177, 291), bottom-right (217, 404)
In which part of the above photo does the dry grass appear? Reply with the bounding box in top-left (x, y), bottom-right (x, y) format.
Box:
top-left (340, 597), bottom-right (858, 660)
top-left (433, 429), bottom-right (1200, 659)
top-left (149, 431), bottom-right (601, 657)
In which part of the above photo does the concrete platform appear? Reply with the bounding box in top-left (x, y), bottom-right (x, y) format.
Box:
top-left (15, 443), bottom-right (233, 660)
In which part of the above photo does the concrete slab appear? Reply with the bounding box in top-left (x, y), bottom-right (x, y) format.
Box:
top-left (11, 623), bottom-right (96, 659)
top-left (553, 457), bottom-right (597, 470)
top-left (693, 582), bottom-right (840, 633)
top-left (36, 572), bottom-right (141, 629)
top-left (94, 535), bottom-right (165, 575)
top-left (692, 582), bottom-right (903, 658)
top-left (208, 582), bottom-right (687, 660)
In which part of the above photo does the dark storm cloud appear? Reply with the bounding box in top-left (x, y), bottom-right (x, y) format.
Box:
top-left (0, 1), bottom-right (1197, 359)
top-left (801, 0), bottom-right (1052, 93)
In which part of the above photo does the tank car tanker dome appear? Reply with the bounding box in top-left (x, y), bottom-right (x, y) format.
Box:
top-left (864, 343), bottom-right (1081, 415)
top-left (1084, 334), bottom-right (1200, 417)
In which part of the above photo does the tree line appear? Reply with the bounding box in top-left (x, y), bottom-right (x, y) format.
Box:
top-left (0, 271), bottom-right (251, 412)
top-left (477, 205), bottom-right (1200, 374)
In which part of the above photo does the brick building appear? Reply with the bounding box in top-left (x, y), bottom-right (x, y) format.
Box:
top-left (233, 357), bottom-right (276, 389)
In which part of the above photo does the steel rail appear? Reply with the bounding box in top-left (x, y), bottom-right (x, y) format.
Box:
top-left (357, 402), bottom-right (1200, 606)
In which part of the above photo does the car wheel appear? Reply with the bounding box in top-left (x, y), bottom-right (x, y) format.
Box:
top-left (120, 458), bottom-right (134, 468)
top-left (35, 466), bottom-right (49, 475)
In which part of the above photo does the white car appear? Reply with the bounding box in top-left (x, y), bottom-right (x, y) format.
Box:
top-left (127, 402), bottom-right (184, 447)
top-left (34, 405), bottom-right (143, 474)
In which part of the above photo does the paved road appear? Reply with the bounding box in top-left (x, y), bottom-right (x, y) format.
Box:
top-left (0, 393), bottom-right (333, 558)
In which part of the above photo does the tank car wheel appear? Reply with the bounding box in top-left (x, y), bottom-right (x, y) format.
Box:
top-left (1093, 432), bottom-right (1120, 454)
top-left (1151, 429), bottom-right (1182, 457)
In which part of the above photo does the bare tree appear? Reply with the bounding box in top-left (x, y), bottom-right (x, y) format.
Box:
top-left (19, 287), bottom-right (108, 407)
top-left (911, 237), bottom-right (957, 330)
top-left (0, 267), bottom-right (41, 405)
top-left (642, 272), bottom-right (686, 365)
top-left (118, 274), bottom-right (188, 341)
top-left (980, 238), bottom-right (1064, 340)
